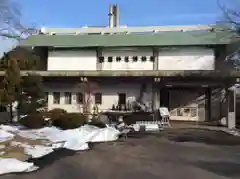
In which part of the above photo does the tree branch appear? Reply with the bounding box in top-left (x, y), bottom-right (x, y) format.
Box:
top-left (0, 0), bottom-right (36, 40)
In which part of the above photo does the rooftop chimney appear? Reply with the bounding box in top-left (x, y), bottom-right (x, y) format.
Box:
top-left (108, 4), bottom-right (120, 28)
top-left (108, 4), bottom-right (114, 28)
top-left (114, 4), bottom-right (120, 27)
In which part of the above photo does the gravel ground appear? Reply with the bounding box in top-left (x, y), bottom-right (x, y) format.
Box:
top-left (1, 128), bottom-right (240, 179)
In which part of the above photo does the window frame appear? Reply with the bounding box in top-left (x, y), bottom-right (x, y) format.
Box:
top-left (94, 93), bottom-right (102, 105)
top-left (118, 93), bottom-right (126, 105)
top-left (64, 92), bottom-right (72, 104)
top-left (53, 92), bottom-right (60, 104)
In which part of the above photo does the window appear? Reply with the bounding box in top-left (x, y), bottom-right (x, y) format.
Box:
top-left (53, 92), bottom-right (60, 104)
top-left (150, 56), bottom-right (155, 62)
top-left (76, 93), bottom-right (84, 104)
top-left (116, 56), bottom-right (121, 62)
top-left (141, 56), bottom-right (147, 62)
top-left (64, 92), bottom-right (72, 104)
top-left (133, 56), bottom-right (138, 62)
top-left (124, 56), bottom-right (129, 62)
top-left (107, 56), bottom-right (113, 62)
top-left (118, 93), bottom-right (126, 105)
top-left (94, 93), bottom-right (102, 104)
top-left (98, 56), bottom-right (104, 63)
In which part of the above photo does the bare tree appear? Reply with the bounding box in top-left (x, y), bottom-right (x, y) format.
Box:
top-left (0, 0), bottom-right (36, 40)
top-left (218, 0), bottom-right (240, 68)
top-left (218, 0), bottom-right (240, 34)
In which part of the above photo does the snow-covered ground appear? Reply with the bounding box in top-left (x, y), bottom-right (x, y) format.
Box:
top-left (0, 124), bottom-right (120, 175)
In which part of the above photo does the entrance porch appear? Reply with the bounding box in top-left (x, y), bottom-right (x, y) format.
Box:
top-left (43, 76), bottom-right (237, 128)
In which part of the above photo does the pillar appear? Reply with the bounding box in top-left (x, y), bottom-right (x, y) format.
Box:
top-left (153, 47), bottom-right (159, 70)
top-left (152, 78), bottom-right (161, 111)
top-left (152, 48), bottom-right (160, 111)
top-left (205, 87), bottom-right (212, 121)
top-left (227, 86), bottom-right (236, 129)
top-left (96, 48), bottom-right (102, 70)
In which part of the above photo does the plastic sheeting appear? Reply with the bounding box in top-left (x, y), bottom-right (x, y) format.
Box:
top-left (0, 158), bottom-right (38, 175)
top-left (9, 141), bottom-right (57, 159)
top-left (24, 145), bottom-right (55, 158)
top-left (18, 125), bottom-right (120, 151)
top-left (18, 126), bottom-right (62, 140)
top-left (0, 124), bottom-right (24, 133)
top-left (0, 130), bottom-right (14, 142)
top-left (0, 124), bottom-right (120, 175)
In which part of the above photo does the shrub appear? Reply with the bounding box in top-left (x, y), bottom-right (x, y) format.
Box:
top-left (88, 118), bottom-right (106, 128)
top-left (53, 113), bottom-right (87, 130)
top-left (48, 108), bottom-right (67, 120)
top-left (19, 113), bottom-right (45, 129)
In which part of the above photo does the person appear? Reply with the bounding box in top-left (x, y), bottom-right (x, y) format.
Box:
top-left (116, 116), bottom-right (126, 130)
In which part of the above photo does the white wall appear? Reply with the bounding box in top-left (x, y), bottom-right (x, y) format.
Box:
top-left (44, 82), bottom-right (209, 121)
top-left (102, 48), bottom-right (153, 70)
top-left (92, 83), bottom-right (152, 111)
top-left (158, 47), bottom-right (215, 70)
top-left (47, 47), bottom-right (215, 71)
top-left (46, 87), bottom-right (85, 113)
top-left (48, 50), bottom-right (97, 71)
top-left (45, 83), bottom-right (153, 113)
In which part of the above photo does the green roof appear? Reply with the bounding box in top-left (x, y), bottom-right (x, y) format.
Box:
top-left (20, 31), bottom-right (233, 47)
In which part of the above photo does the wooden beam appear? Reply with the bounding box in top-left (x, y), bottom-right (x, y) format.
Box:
top-left (41, 24), bottom-right (216, 35)
top-left (0, 70), bottom-right (239, 78)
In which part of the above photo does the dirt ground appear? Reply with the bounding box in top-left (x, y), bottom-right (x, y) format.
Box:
top-left (0, 135), bottom-right (48, 161)
top-left (1, 128), bottom-right (240, 179)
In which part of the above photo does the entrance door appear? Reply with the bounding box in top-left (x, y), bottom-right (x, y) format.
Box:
top-left (160, 88), bottom-right (169, 108)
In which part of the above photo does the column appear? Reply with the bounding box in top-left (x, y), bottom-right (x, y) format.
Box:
top-left (152, 78), bottom-right (161, 111)
top-left (96, 48), bottom-right (102, 70)
top-left (152, 47), bottom-right (159, 70)
top-left (205, 87), bottom-right (212, 121)
top-left (152, 47), bottom-right (160, 111)
top-left (227, 86), bottom-right (236, 129)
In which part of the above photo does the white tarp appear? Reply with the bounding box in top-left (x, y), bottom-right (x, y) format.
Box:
top-left (0, 130), bottom-right (14, 142)
top-left (10, 141), bottom-right (57, 159)
top-left (0, 124), bottom-right (23, 133)
top-left (24, 145), bottom-right (55, 158)
top-left (0, 158), bottom-right (38, 175)
top-left (18, 126), bottom-right (62, 140)
top-left (18, 125), bottom-right (120, 151)
top-left (0, 124), bottom-right (120, 175)
top-left (0, 125), bottom-right (18, 133)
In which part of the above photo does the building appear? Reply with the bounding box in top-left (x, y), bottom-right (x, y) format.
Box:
top-left (19, 5), bottom-right (238, 127)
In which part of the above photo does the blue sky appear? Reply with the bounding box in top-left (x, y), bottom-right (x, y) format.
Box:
top-left (21, 0), bottom-right (223, 27)
top-left (1, 0), bottom-right (227, 55)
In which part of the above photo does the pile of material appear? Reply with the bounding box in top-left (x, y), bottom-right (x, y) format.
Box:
top-left (0, 124), bottom-right (120, 175)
